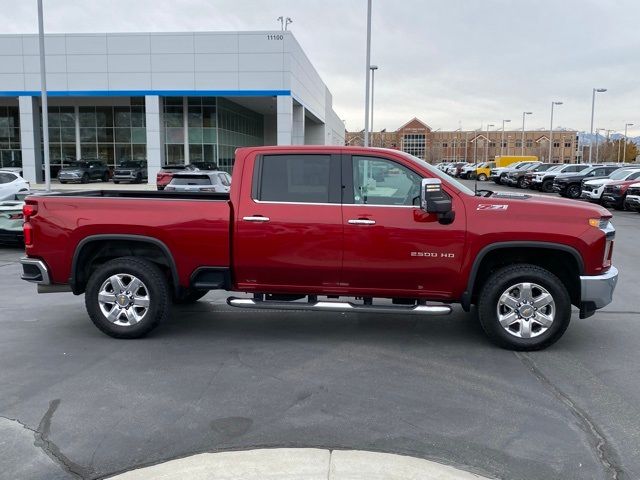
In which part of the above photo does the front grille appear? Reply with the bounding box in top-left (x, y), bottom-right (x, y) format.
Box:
top-left (603, 186), bottom-right (616, 195)
top-left (627, 187), bottom-right (640, 196)
top-left (582, 184), bottom-right (595, 192)
top-left (114, 170), bottom-right (131, 175)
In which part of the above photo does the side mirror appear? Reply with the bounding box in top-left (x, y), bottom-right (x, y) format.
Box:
top-left (421, 178), bottom-right (455, 224)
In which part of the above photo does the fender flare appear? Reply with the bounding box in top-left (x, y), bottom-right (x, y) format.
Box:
top-left (70, 234), bottom-right (180, 295)
top-left (460, 241), bottom-right (585, 311)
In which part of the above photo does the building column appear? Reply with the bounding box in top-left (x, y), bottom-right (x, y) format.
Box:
top-left (74, 105), bottom-right (81, 160)
top-left (292, 103), bottom-right (305, 145)
top-left (145, 95), bottom-right (164, 185)
top-left (182, 96), bottom-right (190, 165)
top-left (18, 96), bottom-right (43, 183)
top-left (276, 96), bottom-right (293, 145)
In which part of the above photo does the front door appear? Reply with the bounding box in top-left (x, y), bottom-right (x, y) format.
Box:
top-left (341, 155), bottom-right (466, 299)
top-left (234, 153), bottom-right (343, 292)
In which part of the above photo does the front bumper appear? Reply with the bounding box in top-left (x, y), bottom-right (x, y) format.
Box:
top-left (624, 195), bottom-right (640, 209)
top-left (553, 183), bottom-right (568, 194)
top-left (580, 266), bottom-right (618, 316)
top-left (580, 188), bottom-right (603, 201)
top-left (601, 193), bottom-right (624, 207)
top-left (0, 229), bottom-right (23, 243)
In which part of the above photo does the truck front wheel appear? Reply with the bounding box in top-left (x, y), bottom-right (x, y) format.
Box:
top-left (85, 256), bottom-right (170, 338)
top-left (477, 264), bottom-right (571, 351)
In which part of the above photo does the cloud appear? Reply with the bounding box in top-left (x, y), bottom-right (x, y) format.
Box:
top-left (3, 0), bottom-right (639, 135)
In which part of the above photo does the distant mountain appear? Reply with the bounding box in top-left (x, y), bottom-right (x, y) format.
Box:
top-left (577, 131), bottom-right (640, 145)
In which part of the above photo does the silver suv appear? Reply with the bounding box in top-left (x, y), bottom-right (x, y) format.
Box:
top-left (113, 160), bottom-right (148, 184)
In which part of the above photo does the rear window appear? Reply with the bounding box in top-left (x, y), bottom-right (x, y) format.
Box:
top-left (256, 154), bottom-right (332, 203)
top-left (170, 175), bottom-right (212, 185)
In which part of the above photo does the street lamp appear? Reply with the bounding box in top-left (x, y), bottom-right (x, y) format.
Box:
top-left (588, 88), bottom-right (607, 163)
top-left (623, 122), bottom-right (634, 163)
top-left (521, 112), bottom-right (532, 156)
top-left (501, 119), bottom-right (511, 157)
top-left (485, 124), bottom-right (494, 162)
top-left (369, 65), bottom-right (378, 146)
top-left (548, 101), bottom-right (563, 162)
top-left (363, 0), bottom-right (372, 147)
top-left (37, 0), bottom-right (51, 191)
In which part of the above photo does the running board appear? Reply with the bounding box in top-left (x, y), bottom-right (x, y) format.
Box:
top-left (227, 297), bottom-right (452, 315)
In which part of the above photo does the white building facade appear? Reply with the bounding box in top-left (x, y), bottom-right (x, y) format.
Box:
top-left (0, 31), bottom-right (345, 183)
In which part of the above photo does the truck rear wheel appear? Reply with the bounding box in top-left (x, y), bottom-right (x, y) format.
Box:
top-left (477, 173), bottom-right (487, 181)
top-left (85, 256), bottom-right (170, 338)
top-left (541, 180), bottom-right (554, 193)
top-left (477, 264), bottom-right (571, 351)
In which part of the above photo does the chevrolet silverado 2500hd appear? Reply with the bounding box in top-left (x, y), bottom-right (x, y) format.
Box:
top-left (20, 146), bottom-right (618, 350)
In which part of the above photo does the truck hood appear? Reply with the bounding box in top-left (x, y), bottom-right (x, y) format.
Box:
top-left (584, 178), bottom-right (614, 187)
top-left (475, 191), bottom-right (610, 218)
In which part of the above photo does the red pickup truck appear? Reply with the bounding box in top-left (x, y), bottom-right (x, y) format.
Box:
top-left (20, 146), bottom-right (618, 350)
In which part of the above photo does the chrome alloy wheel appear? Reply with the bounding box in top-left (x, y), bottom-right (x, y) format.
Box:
top-left (98, 274), bottom-right (150, 326)
top-left (497, 282), bottom-right (555, 338)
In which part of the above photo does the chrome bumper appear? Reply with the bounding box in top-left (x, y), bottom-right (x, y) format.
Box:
top-left (580, 266), bottom-right (618, 309)
top-left (20, 257), bottom-right (50, 284)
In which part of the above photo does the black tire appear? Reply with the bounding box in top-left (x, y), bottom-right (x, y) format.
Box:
top-left (85, 257), bottom-right (171, 339)
top-left (517, 177), bottom-right (525, 188)
top-left (113, 180), bottom-right (120, 184)
top-left (81, 173), bottom-right (90, 184)
top-left (541, 179), bottom-right (554, 193)
top-left (173, 288), bottom-right (208, 304)
top-left (477, 173), bottom-right (487, 181)
top-left (135, 173), bottom-right (143, 184)
top-left (101, 172), bottom-right (109, 182)
top-left (59, 180), bottom-right (67, 184)
top-left (566, 184), bottom-right (581, 199)
top-left (477, 264), bottom-right (571, 351)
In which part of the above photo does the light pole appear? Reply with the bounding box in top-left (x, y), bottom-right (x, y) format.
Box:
top-left (452, 127), bottom-right (461, 161)
top-left (595, 128), bottom-right (602, 162)
top-left (37, 0), bottom-right (51, 191)
top-left (363, 0), bottom-right (372, 147)
top-left (589, 88), bottom-right (607, 163)
top-left (623, 122), bottom-right (634, 163)
top-left (521, 112), bottom-right (532, 156)
top-left (548, 101), bottom-right (563, 162)
top-left (369, 65), bottom-right (378, 146)
top-left (485, 124), bottom-right (494, 162)
top-left (501, 119), bottom-right (511, 157)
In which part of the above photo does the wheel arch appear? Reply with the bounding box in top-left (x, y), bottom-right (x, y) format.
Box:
top-left (461, 242), bottom-right (584, 311)
top-left (70, 234), bottom-right (180, 295)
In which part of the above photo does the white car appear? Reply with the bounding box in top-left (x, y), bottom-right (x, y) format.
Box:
top-left (581, 168), bottom-right (640, 202)
top-left (164, 171), bottom-right (232, 193)
top-left (0, 170), bottom-right (30, 201)
top-left (0, 193), bottom-right (27, 244)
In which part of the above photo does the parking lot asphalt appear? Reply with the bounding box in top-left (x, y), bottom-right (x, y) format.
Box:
top-left (1, 182), bottom-right (639, 480)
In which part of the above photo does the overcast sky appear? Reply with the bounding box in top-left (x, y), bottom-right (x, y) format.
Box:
top-left (3, 0), bottom-right (639, 135)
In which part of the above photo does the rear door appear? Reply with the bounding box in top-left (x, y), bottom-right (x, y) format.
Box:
top-left (341, 154), bottom-right (466, 299)
top-left (234, 153), bottom-right (343, 291)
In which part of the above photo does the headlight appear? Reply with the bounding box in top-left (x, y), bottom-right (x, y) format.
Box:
top-left (612, 185), bottom-right (622, 191)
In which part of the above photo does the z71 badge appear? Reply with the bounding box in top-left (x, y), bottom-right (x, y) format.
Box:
top-left (477, 204), bottom-right (508, 211)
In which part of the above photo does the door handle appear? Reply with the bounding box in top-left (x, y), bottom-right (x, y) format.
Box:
top-left (243, 216), bottom-right (270, 222)
top-left (348, 219), bottom-right (376, 225)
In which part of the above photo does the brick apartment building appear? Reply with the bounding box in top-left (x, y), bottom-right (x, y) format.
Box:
top-left (346, 118), bottom-right (580, 164)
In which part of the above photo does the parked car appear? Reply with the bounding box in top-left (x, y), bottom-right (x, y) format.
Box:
top-left (458, 163), bottom-right (477, 179)
top-left (113, 160), bottom-right (148, 184)
top-left (445, 162), bottom-right (467, 176)
top-left (490, 161), bottom-right (539, 185)
top-left (504, 162), bottom-right (550, 188)
top-left (20, 146), bottom-right (618, 351)
top-left (0, 192), bottom-right (27, 244)
top-left (474, 162), bottom-right (496, 181)
top-left (0, 170), bottom-right (30, 201)
top-left (519, 164), bottom-right (561, 189)
top-left (581, 167), bottom-right (640, 203)
top-left (164, 171), bottom-right (231, 193)
top-left (58, 159), bottom-right (110, 184)
top-left (553, 165), bottom-right (622, 199)
top-left (156, 162), bottom-right (219, 190)
top-left (600, 177), bottom-right (640, 210)
top-left (624, 182), bottom-right (640, 212)
top-left (529, 163), bottom-right (591, 192)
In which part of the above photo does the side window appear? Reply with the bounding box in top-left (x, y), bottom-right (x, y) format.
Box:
top-left (351, 156), bottom-right (422, 206)
top-left (0, 173), bottom-right (15, 184)
top-left (257, 154), bottom-right (333, 203)
top-left (629, 171), bottom-right (640, 180)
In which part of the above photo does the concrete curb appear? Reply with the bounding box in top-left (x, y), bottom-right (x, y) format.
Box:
top-left (107, 448), bottom-right (491, 480)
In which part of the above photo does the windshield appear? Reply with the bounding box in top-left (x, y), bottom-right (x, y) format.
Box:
top-left (66, 162), bottom-right (89, 168)
top-left (119, 161), bottom-right (145, 168)
top-left (610, 168), bottom-right (640, 180)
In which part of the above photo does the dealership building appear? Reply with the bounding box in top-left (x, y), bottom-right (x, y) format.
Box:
top-left (0, 30), bottom-right (345, 183)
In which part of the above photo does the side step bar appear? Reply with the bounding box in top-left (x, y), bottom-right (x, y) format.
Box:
top-left (227, 297), bottom-right (452, 316)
